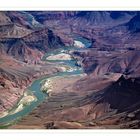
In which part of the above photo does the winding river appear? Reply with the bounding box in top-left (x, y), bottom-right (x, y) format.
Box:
top-left (0, 36), bottom-right (92, 127)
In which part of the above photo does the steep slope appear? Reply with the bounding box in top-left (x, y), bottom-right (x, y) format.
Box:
top-left (0, 24), bottom-right (31, 38)
top-left (23, 28), bottom-right (64, 51)
top-left (126, 14), bottom-right (140, 33)
top-left (72, 49), bottom-right (140, 77)
top-left (71, 11), bottom-right (132, 27)
top-left (29, 11), bottom-right (79, 23)
top-left (6, 11), bottom-right (42, 29)
top-left (0, 28), bottom-right (65, 63)
top-left (0, 12), bottom-right (12, 25)
top-left (29, 11), bottom-right (135, 27)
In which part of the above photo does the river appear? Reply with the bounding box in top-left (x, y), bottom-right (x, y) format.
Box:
top-left (0, 36), bottom-right (92, 127)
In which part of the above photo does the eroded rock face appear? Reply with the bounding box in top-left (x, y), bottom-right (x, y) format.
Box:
top-left (0, 28), bottom-right (65, 63)
top-left (126, 14), bottom-right (140, 32)
top-left (72, 49), bottom-right (140, 77)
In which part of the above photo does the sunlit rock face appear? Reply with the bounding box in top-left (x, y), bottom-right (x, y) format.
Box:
top-left (46, 53), bottom-right (72, 61)
top-left (74, 40), bottom-right (85, 48)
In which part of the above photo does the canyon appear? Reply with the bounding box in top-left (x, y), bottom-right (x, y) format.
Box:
top-left (0, 11), bottom-right (140, 129)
